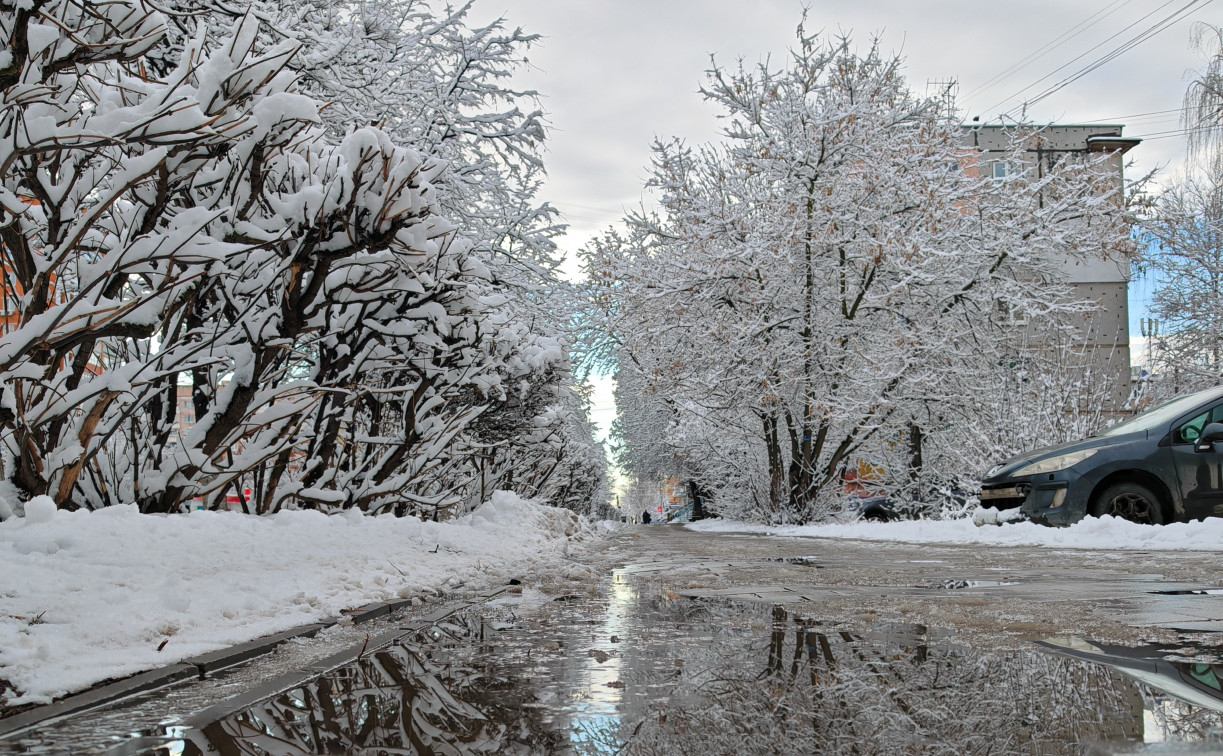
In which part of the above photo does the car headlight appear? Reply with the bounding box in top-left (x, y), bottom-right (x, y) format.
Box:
top-left (1013, 449), bottom-right (1098, 477)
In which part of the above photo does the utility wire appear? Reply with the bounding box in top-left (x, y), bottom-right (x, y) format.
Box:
top-left (1110, 116), bottom-right (1182, 126)
top-left (988, 0), bottom-right (1191, 116)
top-left (553, 200), bottom-right (628, 214)
top-left (1092, 107), bottom-right (1183, 120)
top-left (963, 0), bottom-right (1137, 101)
top-left (1008, 0), bottom-right (1208, 116)
top-left (982, 0), bottom-right (1209, 120)
top-left (1129, 122), bottom-right (1217, 139)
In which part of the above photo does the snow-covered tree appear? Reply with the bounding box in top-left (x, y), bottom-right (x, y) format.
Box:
top-left (0, 0), bottom-right (604, 516)
top-left (1184, 23), bottom-right (1223, 162)
top-left (1141, 26), bottom-right (1223, 399)
top-left (0, 0), bottom-right (470, 511)
top-left (587, 26), bottom-right (1135, 523)
top-left (1143, 156), bottom-right (1223, 395)
top-left (150, 0), bottom-right (562, 282)
top-left (151, 0), bottom-right (600, 515)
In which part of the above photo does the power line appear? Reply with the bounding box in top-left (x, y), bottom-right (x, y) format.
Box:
top-left (1127, 121), bottom-right (1218, 139)
top-left (1114, 116), bottom-right (1182, 127)
top-left (1125, 116), bottom-right (1223, 141)
top-left (1010, 0), bottom-right (1208, 116)
top-left (987, 0), bottom-right (1190, 116)
top-left (1092, 107), bottom-right (1182, 121)
top-left (963, 0), bottom-right (1137, 102)
top-left (556, 212), bottom-right (618, 224)
top-left (982, 0), bottom-right (1210, 120)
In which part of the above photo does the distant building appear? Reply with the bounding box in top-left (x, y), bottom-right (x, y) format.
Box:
top-left (961, 124), bottom-right (1141, 413)
top-left (661, 476), bottom-right (690, 521)
top-left (176, 385), bottom-right (197, 433)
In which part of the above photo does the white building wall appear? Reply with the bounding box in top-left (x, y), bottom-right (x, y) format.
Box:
top-left (961, 124), bottom-right (1139, 412)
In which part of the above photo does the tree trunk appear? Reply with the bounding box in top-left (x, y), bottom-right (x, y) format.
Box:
top-left (762, 411), bottom-right (786, 515)
top-left (687, 479), bottom-right (710, 520)
top-left (907, 421), bottom-right (924, 484)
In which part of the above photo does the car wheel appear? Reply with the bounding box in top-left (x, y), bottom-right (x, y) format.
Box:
top-left (1090, 482), bottom-right (1165, 525)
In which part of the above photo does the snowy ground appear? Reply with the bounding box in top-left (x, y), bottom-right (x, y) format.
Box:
top-left (687, 509), bottom-right (1223, 551)
top-left (0, 492), bottom-right (604, 707)
top-left (11, 497), bottom-right (1218, 713)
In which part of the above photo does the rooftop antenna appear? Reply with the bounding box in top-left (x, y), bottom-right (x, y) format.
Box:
top-left (926, 78), bottom-right (959, 119)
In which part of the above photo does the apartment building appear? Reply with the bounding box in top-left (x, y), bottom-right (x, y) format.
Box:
top-left (961, 124), bottom-right (1141, 412)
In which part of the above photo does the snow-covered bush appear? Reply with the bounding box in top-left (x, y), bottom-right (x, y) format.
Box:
top-left (0, 0), bottom-right (604, 516)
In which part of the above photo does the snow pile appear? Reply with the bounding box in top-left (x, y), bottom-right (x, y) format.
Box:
top-left (971, 506), bottom-right (1026, 526)
top-left (688, 514), bottom-right (1223, 551)
top-left (0, 491), bottom-right (591, 705)
top-left (21, 496), bottom-right (56, 525)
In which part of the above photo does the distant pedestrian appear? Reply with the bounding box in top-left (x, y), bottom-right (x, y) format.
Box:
top-left (642, 510), bottom-right (652, 525)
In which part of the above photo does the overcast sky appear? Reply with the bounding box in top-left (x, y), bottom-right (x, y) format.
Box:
top-left (492, 0), bottom-right (1213, 274)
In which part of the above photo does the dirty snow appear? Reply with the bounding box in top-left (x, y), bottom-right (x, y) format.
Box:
top-left (687, 510), bottom-right (1223, 551)
top-left (0, 491), bottom-right (596, 706)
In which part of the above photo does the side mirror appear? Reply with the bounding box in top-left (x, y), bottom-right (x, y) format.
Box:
top-left (1196, 422), bottom-right (1223, 453)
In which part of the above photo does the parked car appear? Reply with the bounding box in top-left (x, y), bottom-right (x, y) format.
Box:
top-left (979, 386), bottom-right (1223, 526)
top-left (848, 495), bottom-right (898, 522)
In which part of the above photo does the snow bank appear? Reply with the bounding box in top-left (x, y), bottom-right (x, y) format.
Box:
top-left (0, 491), bottom-right (591, 705)
top-left (971, 506), bottom-right (1026, 527)
top-left (687, 513), bottom-right (1223, 552)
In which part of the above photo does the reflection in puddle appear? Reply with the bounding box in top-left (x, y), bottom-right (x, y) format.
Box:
top-left (574, 605), bottom-right (1147, 755)
top-left (18, 573), bottom-right (1223, 754)
top-left (929, 578), bottom-right (1018, 589)
top-left (1039, 637), bottom-right (1223, 743)
top-left (175, 616), bottom-right (564, 754)
top-left (182, 598), bottom-right (1223, 754)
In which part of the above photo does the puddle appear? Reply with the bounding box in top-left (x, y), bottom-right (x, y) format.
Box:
top-left (176, 617), bottom-right (565, 755)
top-left (9, 571), bottom-right (1223, 754)
top-left (1037, 636), bottom-right (1223, 744)
top-left (1152, 589), bottom-right (1223, 596)
top-left (928, 578), bottom-right (1019, 590)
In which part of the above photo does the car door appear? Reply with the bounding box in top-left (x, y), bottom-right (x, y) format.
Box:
top-left (1169, 402), bottom-right (1223, 520)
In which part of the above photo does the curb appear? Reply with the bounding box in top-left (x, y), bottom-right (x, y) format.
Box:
top-left (182, 585), bottom-right (509, 728)
top-left (0, 585), bottom-right (512, 740)
top-left (0, 664), bottom-right (200, 739)
top-left (185, 624), bottom-right (330, 677)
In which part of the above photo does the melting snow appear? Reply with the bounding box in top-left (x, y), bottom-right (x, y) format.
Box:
top-left (0, 491), bottom-right (594, 705)
top-left (688, 511), bottom-right (1223, 551)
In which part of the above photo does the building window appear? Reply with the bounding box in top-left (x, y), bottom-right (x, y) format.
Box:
top-left (992, 161), bottom-right (1009, 180)
top-left (995, 300), bottom-right (1029, 327)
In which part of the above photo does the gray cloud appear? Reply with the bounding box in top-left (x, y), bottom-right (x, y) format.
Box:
top-left (489, 0), bottom-right (1210, 266)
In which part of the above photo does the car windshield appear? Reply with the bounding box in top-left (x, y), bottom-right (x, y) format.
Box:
top-left (1099, 388), bottom-right (1223, 437)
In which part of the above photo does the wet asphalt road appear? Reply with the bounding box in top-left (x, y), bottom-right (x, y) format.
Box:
top-left (9, 523), bottom-right (1223, 754)
top-left (603, 524), bottom-right (1223, 647)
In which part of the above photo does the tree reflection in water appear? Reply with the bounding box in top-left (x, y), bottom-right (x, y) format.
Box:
top-left (168, 594), bottom-right (1223, 755)
top-left (1146, 692), bottom-right (1223, 741)
top-left (180, 615), bottom-right (564, 755)
top-left (577, 604), bottom-right (1145, 756)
